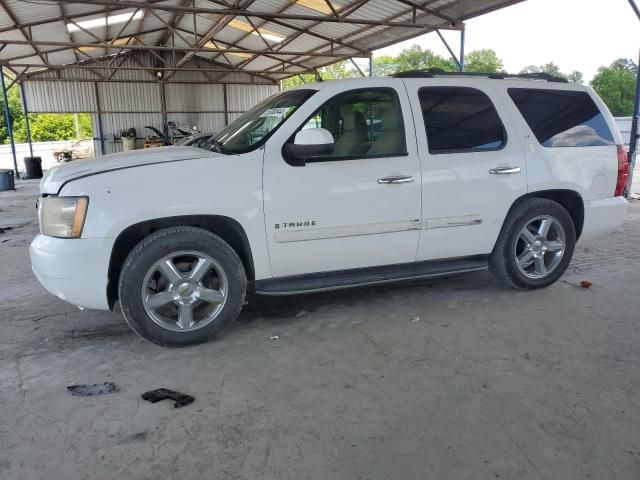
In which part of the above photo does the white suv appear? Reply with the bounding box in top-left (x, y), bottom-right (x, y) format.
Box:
top-left (30, 73), bottom-right (629, 346)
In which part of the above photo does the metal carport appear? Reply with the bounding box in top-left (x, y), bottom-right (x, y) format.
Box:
top-left (0, 0), bottom-right (637, 183)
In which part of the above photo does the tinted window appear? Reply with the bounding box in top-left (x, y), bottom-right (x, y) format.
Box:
top-left (291, 88), bottom-right (407, 161)
top-left (508, 88), bottom-right (614, 147)
top-left (418, 87), bottom-right (506, 153)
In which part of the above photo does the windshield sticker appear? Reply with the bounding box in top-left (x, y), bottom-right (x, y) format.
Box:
top-left (260, 107), bottom-right (289, 118)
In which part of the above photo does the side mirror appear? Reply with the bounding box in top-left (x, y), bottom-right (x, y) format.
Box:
top-left (285, 128), bottom-right (335, 166)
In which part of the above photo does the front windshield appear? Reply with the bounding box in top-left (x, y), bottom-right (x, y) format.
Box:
top-left (210, 89), bottom-right (315, 154)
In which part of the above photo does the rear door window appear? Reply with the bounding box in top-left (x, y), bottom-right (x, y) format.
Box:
top-left (508, 88), bottom-right (614, 147)
top-left (418, 86), bottom-right (506, 153)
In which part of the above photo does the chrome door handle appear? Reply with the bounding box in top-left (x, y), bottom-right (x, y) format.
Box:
top-left (489, 166), bottom-right (521, 175)
top-left (377, 175), bottom-right (415, 184)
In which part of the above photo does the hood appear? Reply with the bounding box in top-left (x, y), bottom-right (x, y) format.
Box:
top-left (41, 146), bottom-right (220, 193)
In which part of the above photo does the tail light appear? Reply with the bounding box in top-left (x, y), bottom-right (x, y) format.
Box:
top-left (615, 145), bottom-right (629, 197)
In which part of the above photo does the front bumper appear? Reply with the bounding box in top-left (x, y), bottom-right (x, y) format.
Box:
top-left (578, 196), bottom-right (629, 244)
top-left (30, 234), bottom-right (114, 310)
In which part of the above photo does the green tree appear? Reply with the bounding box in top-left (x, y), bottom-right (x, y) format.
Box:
top-left (464, 49), bottom-right (504, 73)
top-left (567, 70), bottom-right (584, 84)
top-left (590, 58), bottom-right (637, 116)
top-left (1, 77), bottom-right (93, 143)
top-left (372, 55), bottom-right (398, 76)
top-left (393, 45), bottom-right (456, 72)
top-left (519, 62), bottom-right (584, 84)
top-left (0, 84), bottom-right (24, 144)
top-left (13, 113), bottom-right (93, 142)
top-left (281, 60), bottom-right (360, 89)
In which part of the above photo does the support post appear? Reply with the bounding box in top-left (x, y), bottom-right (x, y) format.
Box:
top-left (223, 83), bottom-right (229, 126)
top-left (459, 28), bottom-right (465, 73)
top-left (627, 50), bottom-right (640, 194)
top-left (349, 58), bottom-right (366, 77)
top-left (19, 82), bottom-right (33, 158)
top-left (1, 67), bottom-right (19, 179)
top-left (159, 80), bottom-right (167, 140)
top-left (435, 29), bottom-right (461, 71)
top-left (369, 57), bottom-right (373, 77)
top-left (628, 0), bottom-right (640, 20)
top-left (93, 82), bottom-right (105, 155)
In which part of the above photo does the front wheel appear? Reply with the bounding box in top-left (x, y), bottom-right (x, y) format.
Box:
top-left (490, 198), bottom-right (576, 290)
top-left (118, 227), bottom-right (247, 346)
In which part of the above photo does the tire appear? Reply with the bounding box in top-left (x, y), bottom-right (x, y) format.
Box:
top-left (490, 197), bottom-right (576, 290)
top-left (118, 226), bottom-right (247, 347)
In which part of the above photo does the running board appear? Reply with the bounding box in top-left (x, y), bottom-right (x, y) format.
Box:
top-left (253, 255), bottom-right (489, 296)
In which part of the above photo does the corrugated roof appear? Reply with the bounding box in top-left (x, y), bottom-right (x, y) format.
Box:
top-left (0, 0), bottom-right (526, 82)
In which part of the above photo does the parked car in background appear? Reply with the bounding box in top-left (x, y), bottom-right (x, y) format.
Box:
top-left (53, 138), bottom-right (94, 162)
top-left (31, 73), bottom-right (629, 347)
top-left (174, 132), bottom-right (214, 149)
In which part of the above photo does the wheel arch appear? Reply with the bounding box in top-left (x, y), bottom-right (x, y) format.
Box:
top-left (498, 189), bottom-right (584, 248)
top-left (107, 215), bottom-right (254, 310)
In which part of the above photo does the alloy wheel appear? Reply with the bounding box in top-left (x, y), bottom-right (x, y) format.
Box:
top-left (514, 215), bottom-right (566, 279)
top-left (141, 251), bottom-right (228, 332)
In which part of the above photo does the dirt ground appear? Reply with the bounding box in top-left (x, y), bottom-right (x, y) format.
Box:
top-left (1, 179), bottom-right (639, 480)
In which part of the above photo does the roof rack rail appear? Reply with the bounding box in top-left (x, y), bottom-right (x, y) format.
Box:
top-left (391, 68), bottom-right (568, 83)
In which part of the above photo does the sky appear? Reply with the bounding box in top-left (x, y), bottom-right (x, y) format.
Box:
top-left (375, 0), bottom-right (639, 82)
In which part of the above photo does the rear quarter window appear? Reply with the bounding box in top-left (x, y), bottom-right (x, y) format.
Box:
top-left (508, 88), bottom-right (614, 147)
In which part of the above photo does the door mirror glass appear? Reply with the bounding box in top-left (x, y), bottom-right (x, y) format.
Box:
top-left (285, 128), bottom-right (335, 166)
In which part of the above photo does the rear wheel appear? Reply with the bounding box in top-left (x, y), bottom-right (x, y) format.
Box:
top-left (490, 198), bottom-right (576, 290)
top-left (119, 227), bottom-right (246, 346)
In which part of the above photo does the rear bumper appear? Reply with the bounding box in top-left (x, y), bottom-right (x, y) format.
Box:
top-left (30, 234), bottom-right (113, 310)
top-left (578, 196), bottom-right (628, 244)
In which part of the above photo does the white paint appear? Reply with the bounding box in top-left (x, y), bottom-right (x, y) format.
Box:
top-left (30, 77), bottom-right (629, 311)
top-left (293, 128), bottom-right (334, 145)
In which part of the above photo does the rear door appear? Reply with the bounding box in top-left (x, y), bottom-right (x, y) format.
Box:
top-left (263, 80), bottom-right (422, 277)
top-left (403, 79), bottom-right (529, 260)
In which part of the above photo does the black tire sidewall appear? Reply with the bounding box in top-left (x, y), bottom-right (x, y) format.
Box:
top-left (118, 227), bottom-right (246, 347)
top-left (491, 198), bottom-right (576, 290)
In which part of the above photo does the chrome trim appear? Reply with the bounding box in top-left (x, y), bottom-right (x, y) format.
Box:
top-left (425, 215), bottom-right (483, 229)
top-left (489, 166), bottom-right (521, 175)
top-left (377, 175), bottom-right (415, 184)
top-left (274, 219), bottom-right (421, 243)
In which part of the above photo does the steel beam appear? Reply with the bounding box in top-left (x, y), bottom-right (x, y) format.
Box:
top-left (19, 82), bottom-right (32, 158)
top-left (53, 1), bottom-right (439, 28)
top-left (93, 82), bottom-right (105, 155)
top-left (349, 58), bottom-right (366, 77)
top-left (6, 63), bottom-right (306, 76)
top-left (0, 67), bottom-right (19, 179)
top-left (628, 0), bottom-right (640, 20)
top-left (21, 77), bottom-right (280, 85)
top-left (0, 39), bottom-right (353, 58)
top-left (435, 29), bottom-right (461, 70)
top-left (626, 51), bottom-right (639, 195)
top-left (626, 1), bottom-right (639, 194)
top-left (459, 28), bottom-right (465, 72)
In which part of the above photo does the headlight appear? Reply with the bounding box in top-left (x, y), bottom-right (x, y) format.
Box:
top-left (39, 196), bottom-right (89, 238)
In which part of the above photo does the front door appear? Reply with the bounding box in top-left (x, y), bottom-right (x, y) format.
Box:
top-left (403, 80), bottom-right (529, 260)
top-left (263, 81), bottom-right (422, 277)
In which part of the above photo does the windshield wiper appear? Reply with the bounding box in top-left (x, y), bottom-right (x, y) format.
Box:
top-left (210, 139), bottom-right (227, 154)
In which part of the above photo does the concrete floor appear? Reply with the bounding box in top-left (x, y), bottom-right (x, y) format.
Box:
top-left (1, 180), bottom-right (640, 480)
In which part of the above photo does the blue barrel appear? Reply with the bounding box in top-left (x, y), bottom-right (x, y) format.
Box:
top-left (0, 169), bottom-right (15, 191)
